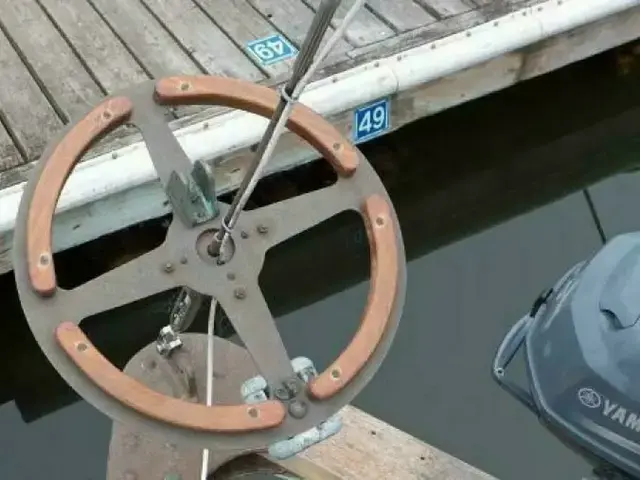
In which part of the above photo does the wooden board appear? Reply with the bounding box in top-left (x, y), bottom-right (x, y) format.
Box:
top-left (37, 0), bottom-right (149, 93)
top-left (290, 405), bottom-right (497, 479)
top-left (417, 0), bottom-right (476, 18)
top-left (520, 6), bottom-right (640, 80)
top-left (248, 0), bottom-right (352, 59)
top-left (304, 0), bottom-right (396, 46)
top-left (0, 0), bottom-right (103, 123)
top-left (0, 21), bottom-right (61, 162)
top-left (139, 0), bottom-right (264, 82)
top-left (193, 0), bottom-right (297, 78)
top-left (0, 122), bottom-right (21, 171)
top-left (366, 0), bottom-right (437, 32)
top-left (87, 0), bottom-right (202, 79)
top-left (345, 7), bottom-right (486, 60)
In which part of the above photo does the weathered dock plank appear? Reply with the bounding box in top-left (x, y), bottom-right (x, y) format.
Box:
top-left (417, 0), bottom-right (476, 17)
top-left (303, 0), bottom-right (395, 47)
top-left (193, 0), bottom-right (296, 78)
top-left (345, 7), bottom-right (485, 60)
top-left (294, 405), bottom-right (497, 479)
top-left (88, 0), bottom-right (202, 79)
top-left (248, 0), bottom-right (352, 60)
top-left (0, 123), bottom-right (21, 171)
top-left (0, 0), bottom-right (103, 122)
top-left (0, 22), bottom-right (61, 162)
top-left (140, 0), bottom-right (265, 81)
top-left (366, 0), bottom-right (437, 32)
top-left (37, 0), bottom-right (149, 93)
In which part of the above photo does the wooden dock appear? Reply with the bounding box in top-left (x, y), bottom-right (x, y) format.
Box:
top-left (1, 0), bottom-right (637, 176)
top-left (0, 0), bottom-right (507, 173)
top-left (0, 0), bottom-right (638, 271)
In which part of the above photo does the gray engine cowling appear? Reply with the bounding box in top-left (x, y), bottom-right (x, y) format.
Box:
top-left (493, 233), bottom-right (640, 479)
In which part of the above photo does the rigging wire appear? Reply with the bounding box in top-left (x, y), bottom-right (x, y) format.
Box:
top-left (200, 1), bottom-right (367, 477)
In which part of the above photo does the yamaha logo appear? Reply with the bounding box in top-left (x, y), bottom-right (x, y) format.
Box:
top-left (577, 387), bottom-right (640, 433)
top-left (578, 387), bottom-right (602, 409)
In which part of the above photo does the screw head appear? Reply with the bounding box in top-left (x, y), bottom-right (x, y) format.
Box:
top-left (142, 358), bottom-right (157, 371)
top-left (257, 224), bottom-right (269, 235)
top-left (234, 287), bottom-right (246, 300)
top-left (284, 379), bottom-right (300, 396)
top-left (163, 262), bottom-right (175, 273)
top-left (240, 231), bottom-right (249, 239)
top-left (39, 252), bottom-right (51, 266)
top-left (274, 387), bottom-right (290, 401)
top-left (288, 400), bottom-right (308, 419)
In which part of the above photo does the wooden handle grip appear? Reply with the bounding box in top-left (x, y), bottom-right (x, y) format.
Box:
top-left (308, 195), bottom-right (399, 400)
top-left (27, 97), bottom-right (133, 296)
top-left (55, 322), bottom-right (287, 432)
top-left (154, 76), bottom-right (359, 177)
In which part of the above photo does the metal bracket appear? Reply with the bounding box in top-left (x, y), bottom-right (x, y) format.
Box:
top-left (241, 357), bottom-right (343, 460)
top-left (165, 160), bottom-right (219, 228)
top-left (157, 160), bottom-right (216, 356)
top-left (157, 287), bottom-right (205, 356)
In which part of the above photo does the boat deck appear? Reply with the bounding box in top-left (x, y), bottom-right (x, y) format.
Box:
top-left (0, 0), bottom-right (517, 176)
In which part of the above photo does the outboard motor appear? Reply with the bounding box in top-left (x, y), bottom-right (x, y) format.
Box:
top-left (493, 233), bottom-right (640, 480)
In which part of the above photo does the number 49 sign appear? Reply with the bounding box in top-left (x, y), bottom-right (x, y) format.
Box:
top-left (352, 98), bottom-right (390, 144)
top-left (246, 34), bottom-right (298, 66)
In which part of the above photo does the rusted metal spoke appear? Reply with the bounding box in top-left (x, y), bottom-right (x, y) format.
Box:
top-left (65, 242), bottom-right (176, 321)
top-left (216, 281), bottom-right (294, 388)
top-left (245, 182), bottom-right (358, 250)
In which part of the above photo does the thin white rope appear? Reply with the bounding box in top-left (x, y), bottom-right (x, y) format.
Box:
top-left (200, 298), bottom-right (217, 480)
top-left (294, 0), bottom-right (368, 99)
top-left (231, 0), bottom-right (368, 219)
top-left (199, 2), bottom-right (367, 478)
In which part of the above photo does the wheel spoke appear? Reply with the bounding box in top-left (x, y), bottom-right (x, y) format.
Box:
top-left (63, 243), bottom-right (177, 321)
top-left (135, 108), bottom-right (193, 194)
top-left (216, 280), bottom-right (294, 389)
top-left (246, 182), bottom-right (357, 250)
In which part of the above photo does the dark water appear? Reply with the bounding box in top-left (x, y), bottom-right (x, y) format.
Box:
top-left (1, 43), bottom-right (640, 479)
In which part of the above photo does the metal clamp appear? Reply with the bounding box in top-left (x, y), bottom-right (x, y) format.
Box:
top-left (156, 287), bottom-right (204, 356)
top-left (159, 157), bottom-right (217, 356)
top-left (241, 357), bottom-right (343, 460)
top-left (166, 160), bottom-right (219, 228)
top-left (156, 325), bottom-right (183, 356)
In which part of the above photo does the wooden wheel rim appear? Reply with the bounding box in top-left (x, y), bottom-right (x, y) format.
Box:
top-left (12, 76), bottom-right (407, 450)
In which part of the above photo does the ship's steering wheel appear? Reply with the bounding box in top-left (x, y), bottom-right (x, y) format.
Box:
top-left (12, 75), bottom-right (407, 450)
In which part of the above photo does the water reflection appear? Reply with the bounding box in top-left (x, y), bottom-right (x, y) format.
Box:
top-left (1, 45), bottom-right (639, 479)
